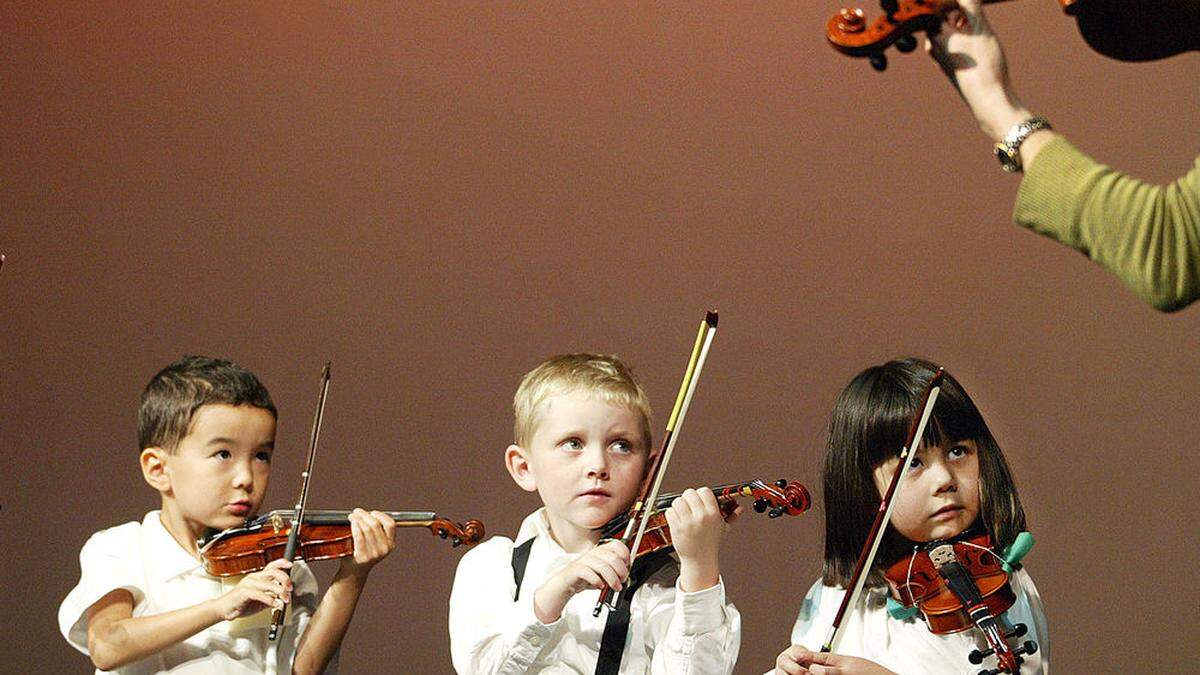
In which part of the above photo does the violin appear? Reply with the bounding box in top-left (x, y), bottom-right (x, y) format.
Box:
top-left (598, 478), bottom-right (812, 559)
top-left (826, 0), bottom-right (1199, 71)
top-left (883, 528), bottom-right (1038, 675)
top-left (197, 509), bottom-right (485, 577)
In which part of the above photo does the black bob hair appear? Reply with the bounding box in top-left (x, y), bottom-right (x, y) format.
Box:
top-left (821, 357), bottom-right (1026, 589)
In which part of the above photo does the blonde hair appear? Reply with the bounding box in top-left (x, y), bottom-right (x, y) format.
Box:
top-left (513, 353), bottom-right (652, 449)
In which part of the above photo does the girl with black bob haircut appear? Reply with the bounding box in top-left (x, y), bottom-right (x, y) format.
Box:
top-left (823, 357), bottom-right (1026, 589)
top-left (771, 358), bottom-right (1049, 675)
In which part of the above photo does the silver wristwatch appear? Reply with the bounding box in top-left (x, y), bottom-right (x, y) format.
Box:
top-left (994, 116), bottom-right (1051, 173)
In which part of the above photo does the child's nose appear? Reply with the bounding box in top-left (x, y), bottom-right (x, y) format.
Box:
top-left (929, 460), bottom-right (956, 492)
top-left (585, 445), bottom-right (609, 479)
top-left (231, 462), bottom-right (255, 490)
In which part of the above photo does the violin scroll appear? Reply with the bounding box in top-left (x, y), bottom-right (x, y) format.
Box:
top-left (726, 478), bottom-right (812, 519)
top-left (826, 0), bottom-right (955, 71)
top-left (970, 621), bottom-right (1038, 675)
top-left (430, 518), bottom-right (486, 547)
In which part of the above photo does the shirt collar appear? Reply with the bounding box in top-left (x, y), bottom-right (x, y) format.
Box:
top-left (143, 511), bottom-right (206, 582)
top-left (515, 507), bottom-right (552, 545)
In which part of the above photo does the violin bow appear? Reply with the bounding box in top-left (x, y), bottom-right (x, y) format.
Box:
top-left (268, 361), bottom-right (332, 641)
top-left (593, 310), bottom-right (719, 616)
top-left (821, 367), bottom-right (944, 654)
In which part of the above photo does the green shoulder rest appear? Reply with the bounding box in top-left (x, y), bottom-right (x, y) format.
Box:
top-left (1000, 531), bottom-right (1035, 573)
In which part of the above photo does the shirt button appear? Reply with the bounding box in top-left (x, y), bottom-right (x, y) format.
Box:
top-left (530, 635), bottom-right (543, 647)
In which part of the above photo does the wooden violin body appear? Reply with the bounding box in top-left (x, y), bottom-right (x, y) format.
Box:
top-left (1073, 0), bottom-right (1200, 62)
top-left (826, 0), bottom-right (1198, 71)
top-left (198, 509), bottom-right (485, 577)
top-left (599, 478), bottom-right (811, 561)
top-left (884, 529), bottom-right (1037, 674)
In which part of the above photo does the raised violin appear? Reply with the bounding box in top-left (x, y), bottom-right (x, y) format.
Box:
top-left (198, 509), bottom-right (485, 577)
top-left (884, 527), bottom-right (1038, 674)
top-left (597, 478), bottom-right (812, 560)
top-left (826, 0), bottom-right (1199, 71)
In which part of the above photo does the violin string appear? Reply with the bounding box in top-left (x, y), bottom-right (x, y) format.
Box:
top-left (960, 539), bottom-right (1004, 565)
top-left (904, 545), bottom-right (919, 602)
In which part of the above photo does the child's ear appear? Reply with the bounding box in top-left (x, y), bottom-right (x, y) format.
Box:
top-left (505, 444), bottom-right (537, 492)
top-left (140, 447), bottom-right (171, 493)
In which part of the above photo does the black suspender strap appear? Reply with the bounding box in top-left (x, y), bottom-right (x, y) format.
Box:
top-left (511, 538), bottom-right (535, 601)
top-left (595, 549), bottom-right (674, 675)
top-left (509, 538), bottom-right (675, 675)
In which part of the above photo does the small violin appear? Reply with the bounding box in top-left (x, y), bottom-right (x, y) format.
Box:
top-left (598, 478), bottom-right (811, 560)
top-left (826, 0), bottom-right (1199, 71)
top-left (883, 528), bottom-right (1037, 675)
top-left (197, 509), bottom-right (485, 577)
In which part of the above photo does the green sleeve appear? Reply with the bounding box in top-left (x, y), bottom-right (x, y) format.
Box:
top-left (1013, 136), bottom-right (1200, 312)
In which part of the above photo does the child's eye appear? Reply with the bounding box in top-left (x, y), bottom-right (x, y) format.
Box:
top-left (561, 438), bottom-right (583, 451)
top-left (610, 440), bottom-right (633, 454)
top-left (948, 444), bottom-right (971, 459)
top-left (255, 451), bottom-right (272, 463)
top-left (907, 455), bottom-right (923, 469)
top-left (214, 449), bottom-right (232, 460)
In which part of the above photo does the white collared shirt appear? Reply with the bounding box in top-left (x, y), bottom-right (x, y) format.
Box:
top-left (59, 511), bottom-right (321, 675)
top-left (448, 508), bottom-right (741, 675)
top-left (781, 569), bottom-right (1049, 675)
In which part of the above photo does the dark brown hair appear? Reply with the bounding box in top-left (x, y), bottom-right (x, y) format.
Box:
top-left (138, 355), bottom-right (276, 453)
top-left (822, 357), bottom-right (1026, 589)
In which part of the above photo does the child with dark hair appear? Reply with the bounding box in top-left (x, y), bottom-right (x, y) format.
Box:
top-left (60, 355), bottom-right (397, 675)
top-left (773, 358), bottom-right (1048, 675)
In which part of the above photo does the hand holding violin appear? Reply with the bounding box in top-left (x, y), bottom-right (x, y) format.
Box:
top-left (666, 487), bottom-right (740, 593)
top-left (335, 508), bottom-right (398, 579)
top-left (775, 646), bottom-right (896, 675)
top-left (926, 0), bottom-right (1053, 158)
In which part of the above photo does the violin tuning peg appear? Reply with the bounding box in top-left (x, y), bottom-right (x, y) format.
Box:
top-left (775, 478), bottom-right (788, 488)
top-left (753, 498), bottom-right (769, 513)
top-left (895, 34), bottom-right (918, 53)
top-left (1019, 640), bottom-right (1038, 656)
top-left (1006, 623), bottom-right (1028, 639)
top-left (768, 508), bottom-right (783, 519)
top-left (869, 53), bottom-right (888, 72)
top-left (451, 538), bottom-right (462, 547)
top-left (439, 530), bottom-right (448, 539)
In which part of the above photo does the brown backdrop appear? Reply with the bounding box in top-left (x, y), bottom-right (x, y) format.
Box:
top-left (3, 2), bottom-right (1197, 673)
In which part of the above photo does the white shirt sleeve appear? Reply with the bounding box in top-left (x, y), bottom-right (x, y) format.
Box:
top-left (58, 523), bottom-right (146, 654)
top-left (448, 537), bottom-right (566, 675)
top-left (286, 560), bottom-right (334, 674)
top-left (646, 576), bottom-right (741, 675)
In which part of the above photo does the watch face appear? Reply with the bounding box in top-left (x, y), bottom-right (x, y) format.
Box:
top-left (994, 143), bottom-right (1019, 172)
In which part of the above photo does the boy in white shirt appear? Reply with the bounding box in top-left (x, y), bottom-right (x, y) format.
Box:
top-left (449, 353), bottom-right (741, 674)
top-left (59, 355), bottom-right (398, 674)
